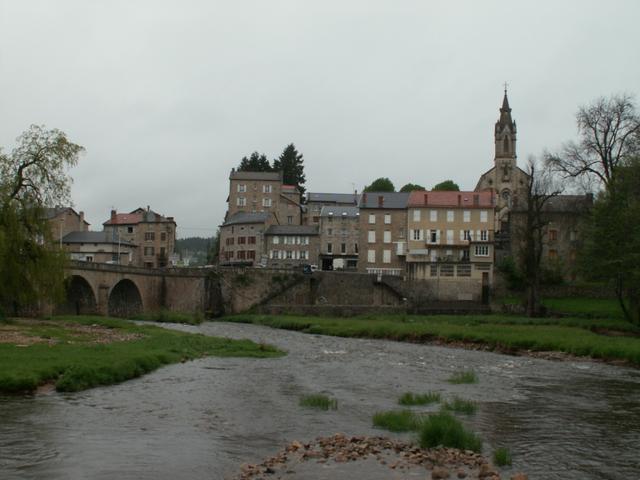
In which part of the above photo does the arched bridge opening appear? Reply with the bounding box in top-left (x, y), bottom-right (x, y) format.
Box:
top-left (57, 275), bottom-right (97, 315)
top-left (108, 279), bottom-right (143, 318)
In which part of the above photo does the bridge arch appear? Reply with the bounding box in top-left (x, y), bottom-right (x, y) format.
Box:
top-left (108, 279), bottom-right (143, 318)
top-left (58, 275), bottom-right (97, 315)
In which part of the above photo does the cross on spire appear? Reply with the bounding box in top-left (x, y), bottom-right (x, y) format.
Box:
top-left (503, 81), bottom-right (508, 94)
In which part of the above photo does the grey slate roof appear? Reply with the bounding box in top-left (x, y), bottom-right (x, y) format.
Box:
top-left (229, 171), bottom-right (282, 181)
top-left (62, 231), bottom-right (136, 246)
top-left (320, 206), bottom-right (360, 218)
top-left (264, 225), bottom-right (319, 236)
top-left (306, 192), bottom-right (360, 204)
top-left (358, 192), bottom-right (410, 209)
top-left (222, 211), bottom-right (271, 226)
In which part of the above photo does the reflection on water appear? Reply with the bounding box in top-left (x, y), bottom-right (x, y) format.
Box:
top-left (1, 322), bottom-right (639, 480)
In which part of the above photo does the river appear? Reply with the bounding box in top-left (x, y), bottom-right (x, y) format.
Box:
top-left (1, 321), bottom-right (639, 479)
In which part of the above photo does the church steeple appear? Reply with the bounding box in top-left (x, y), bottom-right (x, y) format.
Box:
top-left (495, 86), bottom-right (517, 161)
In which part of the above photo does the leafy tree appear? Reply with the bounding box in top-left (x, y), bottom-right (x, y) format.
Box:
top-left (399, 183), bottom-right (425, 192)
top-left (581, 158), bottom-right (640, 324)
top-left (0, 125), bottom-right (83, 313)
top-left (432, 180), bottom-right (460, 191)
top-left (273, 143), bottom-right (306, 195)
top-left (237, 152), bottom-right (272, 172)
top-left (546, 94), bottom-right (640, 191)
top-left (363, 177), bottom-right (395, 192)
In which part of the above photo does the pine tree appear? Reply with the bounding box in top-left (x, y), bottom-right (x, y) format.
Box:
top-left (273, 144), bottom-right (306, 195)
top-left (238, 152), bottom-right (272, 172)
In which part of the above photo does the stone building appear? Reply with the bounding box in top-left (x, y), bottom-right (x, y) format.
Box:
top-left (62, 231), bottom-right (137, 265)
top-left (44, 207), bottom-right (90, 246)
top-left (406, 190), bottom-right (496, 301)
top-left (264, 225), bottom-right (320, 269)
top-left (103, 207), bottom-right (176, 268)
top-left (357, 192), bottom-right (410, 276)
top-left (318, 205), bottom-right (360, 271)
top-left (303, 192), bottom-right (359, 225)
top-left (219, 212), bottom-right (271, 266)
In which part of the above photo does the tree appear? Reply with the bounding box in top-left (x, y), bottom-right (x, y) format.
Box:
top-left (363, 177), bottom-right (395, 192)
top-left (207, 229), bottom-right (220, 265)
top-left (512, 158), bottom-right (561, 317)
top-left (432, 180), bottom-right (460, 191)
top-left (273, 143), bottom-right (306, 195)
top-left (581, 158), bottom-right (640, 324)
top-left (546, 94), bottom-right (640, 190)
top-left (399, 183), bottom-right (425, 192)
top-left (0, 125), bottom-right (83, 313)
top-left (237, 152), bottom-right (272, 172)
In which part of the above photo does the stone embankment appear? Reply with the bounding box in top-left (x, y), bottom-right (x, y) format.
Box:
top-left (234, 433), bottom-right (527, 480)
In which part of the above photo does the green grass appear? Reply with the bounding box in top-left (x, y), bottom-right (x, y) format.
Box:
top-left (299, 394), bottom-right (337, 410)
top-left (447, 370), bottom-right (478, 384)
top-left (442, 396), bottom-right (477, 414)
top-left (398, 391), bottom-right (441, 406)
top-left (0, 316), bottom-right (283, 393)
top-left (493, 447), bottom-right (512, 466)
top-left (131, 309), bottom-right (205, 325)
top-left (372, 409), bottom-right (424, 432)
top-left (418, 411), bottom-right (482, 452)
top-left (543, 298), bottom-right (624, 319)
top-left (222, 314), bottom-right (640, 365)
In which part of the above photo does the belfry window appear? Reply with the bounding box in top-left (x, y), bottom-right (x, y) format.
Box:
top-left (503, 136), bottom-right (509, 153)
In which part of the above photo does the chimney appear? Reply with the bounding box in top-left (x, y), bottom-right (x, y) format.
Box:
top-left (378, 195), bottom-right (384, 208)
top-left (110, 209), bottom-right (117, 221)
top-left (147, 205), bottom-right (151, 212)
top-left (457, 194), bottom-right (461, 206)
top-left (362, 192), bottom-right (367, 205)
top-left (424, 193), bottom-right (428, 205)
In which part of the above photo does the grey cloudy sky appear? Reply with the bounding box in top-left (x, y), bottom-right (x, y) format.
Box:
top-left (1, 1), bottom-right (639, 238)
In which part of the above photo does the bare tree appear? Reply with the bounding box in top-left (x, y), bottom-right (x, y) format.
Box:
top-left (546, 94), bottom-right (640, 189)
top-left (513, 158), bottom-right (562, 317)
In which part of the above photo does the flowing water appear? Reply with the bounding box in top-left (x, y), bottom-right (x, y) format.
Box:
top-left (1, 322), bottom-right (639, 480)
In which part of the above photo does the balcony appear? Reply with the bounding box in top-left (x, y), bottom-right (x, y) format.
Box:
top-left (396, 241), bottom-right (407, 256)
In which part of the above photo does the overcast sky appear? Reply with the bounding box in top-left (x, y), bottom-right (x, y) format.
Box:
top-left (1, 1), bottom-right (639, 238)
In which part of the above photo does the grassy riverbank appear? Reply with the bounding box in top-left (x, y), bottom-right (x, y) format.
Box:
top-left (0, 316), bottom-right (283, 394)
top-left (224, 313), bottom-right (640, 365)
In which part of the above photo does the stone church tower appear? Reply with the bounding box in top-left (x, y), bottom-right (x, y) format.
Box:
top-left (475, 89), bottom-right (530, 224)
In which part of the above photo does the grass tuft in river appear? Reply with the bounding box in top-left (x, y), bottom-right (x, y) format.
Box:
top-left (442, 396), bottom-right (477, 414)
top-left (447, 369), bottom-right (478, 384)
top-left (418, 411), bottom-right (482, 452)
top-left (299, 394), bottom-right (337, 410)
top-left (398, 391), bottom-right (441, 406)
top-left (493, 447), bottom-right (512, 466)
top-left (372, 410), bottom-right (424, 432)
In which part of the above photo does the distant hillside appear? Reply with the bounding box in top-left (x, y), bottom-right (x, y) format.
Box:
top-left (175, 236), bottom-right (212, 254)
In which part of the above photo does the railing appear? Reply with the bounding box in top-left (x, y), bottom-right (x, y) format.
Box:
top-left (366, 268), bottom-right (403, 276)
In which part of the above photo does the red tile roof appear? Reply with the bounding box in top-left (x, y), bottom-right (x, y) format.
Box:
top-left (281, 184), bottom-right (298, 192)
top-left (408, 191), bottom-right (494, 208)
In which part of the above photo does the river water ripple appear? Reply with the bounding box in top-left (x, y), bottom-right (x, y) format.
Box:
top-left (1, 322), bottom-right (639, 480)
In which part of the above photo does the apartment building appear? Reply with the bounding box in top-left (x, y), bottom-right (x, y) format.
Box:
top-left (358, 192), bottom-right (410, 276)
top-left (264, 225), bottom-right (320, 269)
top-left (318, 205), bottom-right (359, 270)
top-left (303, 192), bottom-right (359, 225)
top-left (406, 190), bottom-right (496, 301)
top-left (219, 212), bottom-right (272, 266)
top-left (44, 207), bottom-right (90, 245)
top-left (62, 231), bottom-right (137, 265)
top-left (103, 207), bottom-right (176, 268)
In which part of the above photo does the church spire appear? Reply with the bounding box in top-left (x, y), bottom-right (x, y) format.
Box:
top-left (498, 86), bottom-right (513, 128)
top-left (495, 86), bottom-right (517, 160)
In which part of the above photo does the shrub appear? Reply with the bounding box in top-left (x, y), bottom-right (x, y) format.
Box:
top-left (493, 447), bottom-right (512, 466)
top-left (447, 370), bottom-right (478, 384)
top-left (398, 391), bottom-right (441, 406)
top-left (299, 394), bottom-right (337, 410)
top-left (418, 411), bottom-right (482, 452)
top-left (496, 257), bottom-right (525, 292)
top-left (372, 410), bottom-right (424, 432)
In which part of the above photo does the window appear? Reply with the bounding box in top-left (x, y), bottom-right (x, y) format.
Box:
top-left (263, 184), bottom-right (272, 193)
top-left (413, 210), bottom-right (421, 222)
top-left (440, 264), bottom-right (454, 277)
top-left (144, 246), bottom-right (155, 256)
top-left (463, 210), bottom-right (470, 223)
top-left (447, 210), bottom-right (454, 222)
top-left (287, 216), bottom-right (293, 225)
top-left (285, 250), bottom-right (292, 259)
top-left (399, 228), bottom-right (405, 239)
top-left (430, 230), bottom-right (438, 244)
top-left (228, 251), bottom-right (234, 259)
top-left (430, 264), bottom-right (438, 277)
top-left (383, 231), bottom-right (391, 243)
top-left (262, 198), bottom-right (272, 207)
top-left (248, 236), bottom-right (256, 244)
top-left (368, 231), bottom-right (376, 243)
top-left (461, 249), bottom-right (470, 261)
top-left (549, 229), bottom-right (558, 241)
top-left (160, 247), bottom-right (166, 256)
top-left (237, 250), bottom-right (246, 260)
top-left (383, 250), bottom-right (391, 263)
top-left (367, 249), bottom-right (376, 263)
top-left (237, 184), bottom-right (246, 193)
top-left (446, 230), bottom-right (454, 244)
top-left (86, 256), bottom-right (94, 262)
top-left (145, 232), bottom-right (155, 241)
top-left (238, 236), bottom-right (246, 244)
top-left (413, 229), bottom-right (422, 241)
top-left (368, 214), bottom-right (376, 224)
top-left (273, 236), bottom-right (280, 245)
top-left (161, 232), bottom-right (166, 241)
top-left (430, 210), bottom-right (437, 222)
top-left (384, 214), bottom-right (391, 224)
top-left (480, 210), bottom-right (488, 223)
top-left (237, 197), bottom-right (246, 207)
top-left (457, 264), bottom-right (471, 277)
top-left (328, 228), bottom-right (333, 236)
top-left (354, 243), bottom-right (358, 254)
top-left (271, 250), bottom-right (279, 259)
top-left (127, 226), bottom-right (134, 233)
top-left (327, 215), bottom-right (333, 223)
top-left (327, 243), bottom-right (333, 253)
top-left (341, 243), bottom-right (346, 253)
top-left (480, 230), bottom-right (488, 241)
top-left (475, 245), bottom-right (489, 256)
top-left (301, 250), bottom-right (308, 260)
top-left (549, 249), bottom-right (558, 259)
top-left (247, 250), bottom-right (256, 260)
top-left (462, 230), bottom-right (471, 241)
